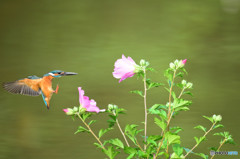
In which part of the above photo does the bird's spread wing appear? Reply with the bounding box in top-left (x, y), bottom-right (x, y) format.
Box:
top-left (3, 78), bottom-right (41, 96)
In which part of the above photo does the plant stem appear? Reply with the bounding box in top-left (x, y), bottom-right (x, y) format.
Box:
top-left (143, 68), bottom-right (148, 151)
top-left (136, 137), bottom-right (144, 152)
top-left (184, 122), bottom-right (216, 158)
top-left (210, 138), bottom-right (226, 159)
top-left (178, 87), bottom-right (185, 98)
top-left (166, 70), bottom-right (176, 154)
top-left (113, 112), bottom-right (130, 147)
top-left (77, 113), bottom-right (106, 150)
top-left (154, 70), bottom-right (177, 159)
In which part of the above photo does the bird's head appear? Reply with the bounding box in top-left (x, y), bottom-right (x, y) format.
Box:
top-left (44, 70), bottom-right (78, 78)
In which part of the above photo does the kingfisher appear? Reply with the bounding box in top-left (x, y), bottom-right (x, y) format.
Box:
top-left (2, 70), bottom-right (77, 109)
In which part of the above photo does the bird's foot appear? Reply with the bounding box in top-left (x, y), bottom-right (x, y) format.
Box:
top-left (54, 84), bottom-right (59, 94)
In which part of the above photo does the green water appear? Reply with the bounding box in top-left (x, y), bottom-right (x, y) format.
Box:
top-left (0, 0), bottom-right (239, 158)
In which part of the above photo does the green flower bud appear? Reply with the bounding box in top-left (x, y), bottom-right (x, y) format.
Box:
top-left (213, 114), bottom-right (222, 122)
top-left (186, 82), bottom-right (193, 89)
top-left (181, 80), bottom-right (187, 86)
top-left (140, 59), bottom-right (149, 67)
top-left (169, 62), bottom-right (175, 70)
top-left (73, 106), bottom-right (78, 112)
top-left (108, 104), bottom-right (118, 111)
top-left (63, 108), bottom-right (75, 115)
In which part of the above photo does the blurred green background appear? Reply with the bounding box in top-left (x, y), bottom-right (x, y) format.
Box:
top-left (0, 0), bottom-right (239, 158)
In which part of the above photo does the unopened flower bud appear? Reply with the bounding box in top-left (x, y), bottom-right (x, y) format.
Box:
top-left (213, 114), bottom-right (222, 122)
top-left (181, 80), bottom-right (187, 86)
top-left (140, 59), bottom-right (149, 67)
top-left (186, 82), bottom-right (193, 89)
top-left (73, 106), bottom-right (78, 112)
top-left (169, 62), bottom-right (175, 70)
top-left (63, 108), bottom-right (74, 115)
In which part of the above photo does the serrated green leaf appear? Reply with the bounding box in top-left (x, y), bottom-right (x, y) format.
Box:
top-left (88, 120), bottom-right (97, 126)
top-left (203, 115), bottom-right (214, 123)
top-left (103, 146), bottom-right (119, 159)
top-left (172, 144), bottom-right (183, 157)
top-left (99, 128), bottom-right (113, 138)
top-left (165, 132), bottom-right (180, 145)
top-left (108, 138), bottom-right (124, 149)
top-left (154, 117), bottom-right (166, 131)
top-left (194, 125), bottom-right (207, 132)
top-left (173, 98), bottom-right (192, 109)
top-left (130, 90), bottom-right (144, 97)
top-left (75, 126), bottom-right (89, 134)
top-left (124, 147), bottom-right (137, 154)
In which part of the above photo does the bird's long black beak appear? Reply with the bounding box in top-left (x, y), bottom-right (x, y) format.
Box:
top-left (63, 72), bottom-right (78, 76)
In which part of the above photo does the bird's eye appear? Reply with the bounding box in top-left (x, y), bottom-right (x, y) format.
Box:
top-left (58, 72), bottom-right (61, 74)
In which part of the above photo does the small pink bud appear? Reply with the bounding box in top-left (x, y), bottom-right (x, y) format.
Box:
top-left (182, 59), bottom-right (187, 65)
top-left (63, 109), bottom-right (69, 113)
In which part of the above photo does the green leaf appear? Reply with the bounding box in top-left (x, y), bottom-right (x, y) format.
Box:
top-left (108, 138), bottom-right (124, 149)
top-left (88, 120), bottom-right (97, 126)
top-left (154, 117), bottom-right (166, 131)
top-left (146, 67), bottom-right (155, 72)
top-left (130, 90), bottom-right (144, 97)
top-left (126, 153), bottom-right (135, 159)
top-left (183, 91), bottom-right (193, 96)
top-left (172, 144), bottom-right (183, 157)
top-left (170, 126), bottom-right (183, 134)
top-left (99, 128), bottom-right (113, 138)
top-left (164, 68), bottom-right (173, 81)
top-left (173, 98), bottom-right (192, 109)
top-left (107, 119), bottom-right (116, 128)
top-left (148, 104), bottom-right (168, 114)
top-left (82, 113), bottom-right (92, 121)
top-left (194, 136), bottom-right (199, 144)
top-left (176, 83), bottom-right (184, 89)
top-left (176, 72), bottom-right (184, 78)
top-left (94, 142), bottom-right (103, 149)
top-left (194, 153), bottom-right (208, 159)
top-left (148, 82), bottom-right (164, 89)
top-left (194, 125), bottom-right (207, 132)
top-left (165, 132), bottom-right (180, 145)
top-left (124, 147), bottom-right (137, 154)
top-left (74, 126), bottom-right (89, 134)
top-left (102, 146), bottom-right (119, 159)
top-left (109, 115), bottom-right (117, 121)
top-left (147, 135), bottom-right (162, 146)
top-left (203, 115), bottom-right (214, 123)
top-left (213, 132), bottom-right (225, 137)
top-left (213, 124), bottom-right (224, 130)
top-left (194, 136), bottom-right (206, 144)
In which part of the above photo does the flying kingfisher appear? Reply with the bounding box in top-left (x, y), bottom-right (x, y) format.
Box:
top-left (2, 70), bottom-right (77, 109)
